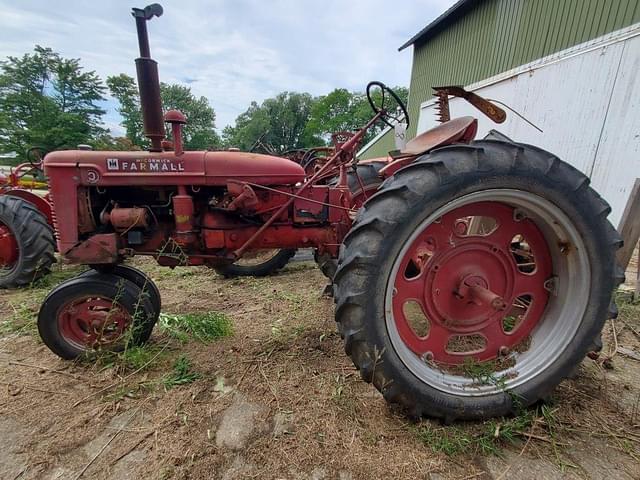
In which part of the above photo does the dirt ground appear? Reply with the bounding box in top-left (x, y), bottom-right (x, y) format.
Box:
top-left (1, 257), bottom-right (639, 480)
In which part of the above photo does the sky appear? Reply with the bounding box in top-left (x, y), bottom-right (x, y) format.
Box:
top-left (0, 0), bottom-right (456, 136)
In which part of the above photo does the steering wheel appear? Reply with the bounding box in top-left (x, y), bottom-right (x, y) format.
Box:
top-left (26, 146), bottom-right (47, 168)
top-left (366, 81), bottom-right (410, 129)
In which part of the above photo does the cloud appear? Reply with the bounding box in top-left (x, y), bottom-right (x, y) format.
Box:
top-left (0, 0), bottom-right (456, 130)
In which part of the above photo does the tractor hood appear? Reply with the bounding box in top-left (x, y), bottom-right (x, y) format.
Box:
top-left (44, 150), bottom-right (306, 187)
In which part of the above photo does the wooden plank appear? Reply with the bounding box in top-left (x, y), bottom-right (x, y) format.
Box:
top-left (617, 178), bottom-right (640, 270)
top-left (635, 247), bottom-right (640, 301)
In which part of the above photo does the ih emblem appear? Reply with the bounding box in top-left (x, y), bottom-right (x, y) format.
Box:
top-left (107, 158), bottom-right (119, 170)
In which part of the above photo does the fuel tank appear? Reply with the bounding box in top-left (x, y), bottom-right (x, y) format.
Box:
top-left (44, 150), bottom-right (306, 187)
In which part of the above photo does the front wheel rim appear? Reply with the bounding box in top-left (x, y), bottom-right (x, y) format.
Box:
top-left (58, 296), bottom-right (132, 350)
top-left (384, 189), bottom-right (591, 396)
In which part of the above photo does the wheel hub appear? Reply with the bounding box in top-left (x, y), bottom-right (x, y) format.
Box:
top-left (58, 297), bottom-right (132, 349)
top-left (426, 242), bottom-right (514, 331)
top-left (392, 201), bottom-right (552, 365)
top-left (0, 222), bottom-right (18, 268)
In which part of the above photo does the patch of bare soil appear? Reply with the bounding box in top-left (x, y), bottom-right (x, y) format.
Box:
top-left (0, 258), bottom-right (638, 480)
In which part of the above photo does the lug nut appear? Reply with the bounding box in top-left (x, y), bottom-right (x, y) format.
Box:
top-left (422, 351), bottom-right (434, 362)
top-left (499, 346), bottom-right (510, 356)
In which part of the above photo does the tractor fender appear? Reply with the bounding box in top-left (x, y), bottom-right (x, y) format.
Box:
top-left (2, 189), bottom-right (54, 227)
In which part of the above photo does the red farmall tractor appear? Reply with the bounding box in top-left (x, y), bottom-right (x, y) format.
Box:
top-left (37, 4), bottom-right (622, 420)
top-left (0, 148), bottom-right (56, 287)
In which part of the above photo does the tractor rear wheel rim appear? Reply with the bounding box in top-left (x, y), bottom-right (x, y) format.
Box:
top-left (0, 221), bottom-right (19, 271)
top-left (384, 189), bottom-right (590, 396)
top-left (58, 296), bottom-right (132, 350)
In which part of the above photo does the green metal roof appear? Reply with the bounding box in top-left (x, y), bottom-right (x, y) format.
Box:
top-left (398, 0), bottom-right (476, 51)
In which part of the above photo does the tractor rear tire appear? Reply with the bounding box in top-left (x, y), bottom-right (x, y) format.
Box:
top-left (334, 141), bottom-right (623, 420)
top-left (315, 161), bottom-right (386, 280)
top-left (0, 195), bottom-right (56, 289)
top-left (38, 273), bottom-right (157, 360)
top-left (215, 248), bottom-right (297, 277)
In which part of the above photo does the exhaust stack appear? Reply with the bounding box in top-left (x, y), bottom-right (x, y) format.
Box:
top-left (132, 4), bottom-right (164, 151)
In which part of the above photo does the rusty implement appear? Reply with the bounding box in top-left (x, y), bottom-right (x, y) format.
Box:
top-left (433, 86), bottom-right (506, 124)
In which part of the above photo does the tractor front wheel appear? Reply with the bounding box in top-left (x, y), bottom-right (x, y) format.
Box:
top-left (38, 273), bottom-right (157, 359)
top-left (334, 141), bottom-right (622, 420)
top-left (0, 195), bottom-right (56, 288)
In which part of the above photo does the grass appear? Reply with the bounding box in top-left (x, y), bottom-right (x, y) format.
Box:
top-left (0, 302), bottom-right (39, 335)
top-left (0, 264), bottom-right (85, 338)
top-left (415, 406), bottom-right (555, 456)
top-left (615, 289), bottom-right (640, 324)
top-left (94, 344), bottom-right (168, 373)
top-left (29, 264), bottom-right (85, 289)
top-left (162, 355), bottom-right (201, 389)
top-left (460, 357), bottom-right (510, 389)
top-left (158, 311), bottom-right (233, 342)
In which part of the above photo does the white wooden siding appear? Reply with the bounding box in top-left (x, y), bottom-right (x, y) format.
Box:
top-left (417, 25), bottom-right (640, 226)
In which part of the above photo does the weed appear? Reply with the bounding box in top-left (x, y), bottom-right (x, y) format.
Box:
top-left (415, 406), bottom-right (555, 456)
top-left (0, 298), bottom-right (44, 337)
top-left (156, 267), bottom-right (198, 280)
top-left (121, 345), bottom-right (166, 370)
top-left (29, 264), bottom-right (85, 289)
top-left (158, 312), bottom-right (233, 342)
top-left (89, 342), bottom-right (168, 375)
top-left (461, 357), bottom-right (508, 389)
top-left (162, 355), bottom-right (200, 389)
top-left (502, 314), bottom-right (517, 332)
top-left (415, 424), bottom-right (474, 456)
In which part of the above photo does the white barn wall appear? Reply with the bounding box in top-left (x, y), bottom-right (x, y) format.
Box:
top-left (417, 26), bottom-right (640, 226)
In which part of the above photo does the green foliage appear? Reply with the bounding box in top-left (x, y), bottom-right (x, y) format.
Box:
top-left (91, 134), bottom-right (142, 151)
top-left (0, 302), bottom-right (38, 336)
top-left (158, 311), bottom-right (233, 342)
top-left (222, 92), bottom-right (320, 152)
top-left (223, 86), bottom-right (408, 153)
top-left (415, 408), bottom-right (545, 456)
top-left (161, 83), bottom-right (220, 149)
top-left (107, 74), bottom-right (221, 150)
top-left (0, 46), bottom-right (106, 163)
top-left (162, 355), bottom-right (200, 389)
top-left (105, 73), bottom-right (144, 146)
top-left (1, 45), bottom-right (407, 159)
top-left (305, 86), bottom-right (408, 147)
top-left (96, 344), bottom-right (166, 373)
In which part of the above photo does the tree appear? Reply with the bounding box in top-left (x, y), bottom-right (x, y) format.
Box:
top-left (107, 74), bottom-right (220, 150)
top-left (161, 83), bottom-right (220, 150)
top-left (105, 74), bottom-right (144, 146)
top-left (92, 134), bottom-right (142, 151)
top-left (305, 86), bottom-right (409, 147)
top-left (222, 92), bottom-right (319, 153)
top-left (0, 46), bottom-right (106, 163)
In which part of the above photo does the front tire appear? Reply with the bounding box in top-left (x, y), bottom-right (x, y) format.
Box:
top-left (334, 141), bottom-right (622, 420)
top-left (38, 273), bottom-right (157, 360)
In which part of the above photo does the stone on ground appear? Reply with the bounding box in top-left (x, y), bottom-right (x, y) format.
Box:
top-left (216, 394), bottom-right (269, 450)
